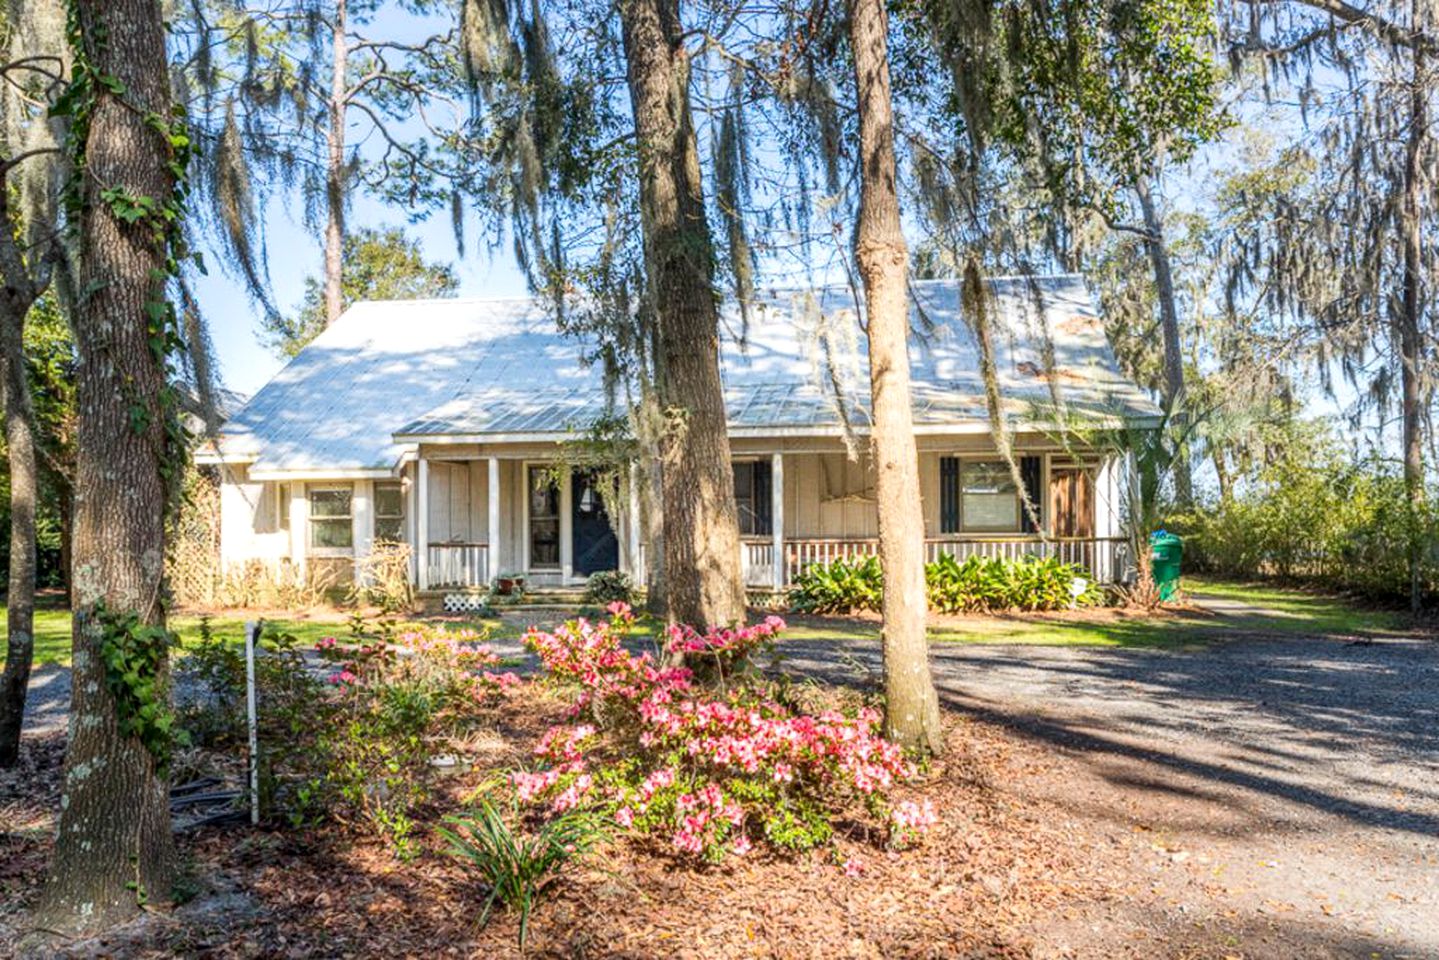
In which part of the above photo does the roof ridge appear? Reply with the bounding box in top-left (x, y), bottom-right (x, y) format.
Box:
top-left (343, 273), bottom-right (1087, 311)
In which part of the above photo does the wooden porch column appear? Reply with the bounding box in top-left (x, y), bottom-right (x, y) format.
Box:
top-left (488, 456), bottom-right (501, 584)
top-left (627, 460), bottom-right (643, 581)
top-left (352, 479), bottom-right (373, 584)
top-left (406, 463), bottom-right (418, 584)
top-left (289, 481), bottom-right (307, 579)
top-left (1094, 455), bottom-right (1119, 582)
top-left (771, 452), bottom-right (785, 590)
top-left (417, 458), bottom-right (430, 589)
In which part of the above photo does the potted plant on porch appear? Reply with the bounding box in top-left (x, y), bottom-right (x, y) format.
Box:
top-left (493, 572), bottom-right (527, 597)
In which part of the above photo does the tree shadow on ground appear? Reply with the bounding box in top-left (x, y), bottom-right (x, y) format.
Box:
top-left (774, 628), bottom-right (1439, 837)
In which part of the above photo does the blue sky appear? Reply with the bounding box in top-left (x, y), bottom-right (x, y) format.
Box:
top-left (196, 189), bottom-right (532, 396)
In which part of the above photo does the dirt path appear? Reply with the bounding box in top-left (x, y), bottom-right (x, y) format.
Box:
top-left (775, 628), bottom-right (1439, 958)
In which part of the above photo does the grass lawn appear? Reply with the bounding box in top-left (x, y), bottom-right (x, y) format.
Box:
top-left (2, 576), bottom-right (1414, 668)
top-left (924, 575), bottom-right (1411, 647)
top-left (784, 575), bottom-right (1412, 648)
top-left (0, 608), bottom-right (509, 669)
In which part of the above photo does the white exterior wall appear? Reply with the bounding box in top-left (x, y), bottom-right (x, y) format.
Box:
top-left (214, 432), bottom-right (1133, 585)
top-left (425, 460), bottom-right (490, 543)
top-left (217, 463), bottom-right (292, 572)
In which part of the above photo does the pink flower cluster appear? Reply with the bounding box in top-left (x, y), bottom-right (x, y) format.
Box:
top-left (664, 615), bottom-right (786, 659)
top-left (526, 617), bottom-right (692, 706)
top-left (638, 697), bottom-right (912, 796)
top-left (890, 799), bottom-right (938, 834)
top-left (513, 608), bottom-right (935, 858)
top-left (534, 723), bottom-right (597, 771)
top-left (671, 783), bottom-right (744, 855)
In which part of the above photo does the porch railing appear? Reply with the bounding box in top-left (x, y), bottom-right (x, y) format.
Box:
top-left (741, 536), bottom-right (1129, 588)
top-left (425, 542), bottom-right (490, 589)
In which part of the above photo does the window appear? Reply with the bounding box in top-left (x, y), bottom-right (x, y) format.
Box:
top-left (732, 460), bottom-right (773, 536)
top-left (308, 486), bottom-right (353, 550)
top-left (277, 483), bottom-right (290, 531)
top-left (374, 481), bottom-right (405, 542)
top-left (940, 457), bottom-right (1041, 533)
top-left (528, 467), bottom-right (561, 568)
top-left (960, 462), bottom-right (1019, 531)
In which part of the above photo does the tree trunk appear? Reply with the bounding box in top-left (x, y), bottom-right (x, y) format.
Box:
top-left (846, 0), bottom-right (943, 753)
top-left (33, 0), bottom-right (178, 933)
top-left (1212, 449), bottom-right (1232, 506)
top-left (618, 0), bottom-right (744, 628)
top-left (633, 387), bottom-right (668, 616)
top-left (1135, 177), bottom-right (1193, 506)
top-left (0, 194), bottom-right (41, 769)
top-left (1397, 11), bottom-right (1427, 613)
top-left (323, 0), bottom-right (347, 327)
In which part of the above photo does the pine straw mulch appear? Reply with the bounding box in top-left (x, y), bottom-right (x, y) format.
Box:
top-left (0, 695), bottom-right (1123, 960)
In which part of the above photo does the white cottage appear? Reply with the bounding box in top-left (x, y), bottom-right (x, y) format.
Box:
top-left (198, 275), bottom-right (1158, 594)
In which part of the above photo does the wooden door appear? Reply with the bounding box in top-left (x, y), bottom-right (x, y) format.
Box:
top-left (1049, 468), bottom-right (1094, 538)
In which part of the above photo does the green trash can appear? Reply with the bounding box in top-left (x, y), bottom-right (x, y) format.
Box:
top-left (1149, 530), bottom-right (1183, 601)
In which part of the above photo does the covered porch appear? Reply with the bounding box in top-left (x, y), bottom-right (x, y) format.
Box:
top-left (412, 434), bottom-right (1129, 593)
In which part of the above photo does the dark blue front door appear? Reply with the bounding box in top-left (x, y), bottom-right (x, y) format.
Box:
top-left (571, 470), bottom-right (619, 575)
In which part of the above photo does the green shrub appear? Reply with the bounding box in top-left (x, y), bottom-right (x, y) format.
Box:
top-left (788, 555), bottom-right (883, 613)
top-left (788, 552), bottom-right (1102, 615)
top-left (583, 569), bottom-right (633, 605)
top-left (1170, 448), bottom-right (1438, 603)
top-left (926, 553), bottom-right (1102, 613)
top-left (440, 799), bottom-right (607, 946)
top-left (183, 623), bottom-right (523, 857)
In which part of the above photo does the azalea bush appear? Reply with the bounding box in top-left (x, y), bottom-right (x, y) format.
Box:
top-left (506, 604), bottom-right (933, 862)
top-left (299, 627), bottom-right (523, 855)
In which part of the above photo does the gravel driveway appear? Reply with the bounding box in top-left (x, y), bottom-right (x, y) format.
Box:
top-left (776, 626), bottom-right (1439, 957)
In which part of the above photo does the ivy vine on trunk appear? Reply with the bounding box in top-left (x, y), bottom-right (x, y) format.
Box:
top-left (33, 0), bottom-right (196, 936)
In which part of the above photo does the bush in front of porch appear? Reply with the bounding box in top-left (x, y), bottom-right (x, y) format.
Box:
top-left (789, 554), bottom-right (1104, 615)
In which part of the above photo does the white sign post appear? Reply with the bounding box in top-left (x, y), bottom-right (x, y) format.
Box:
top-left (244, 620), bottom-right (260, 825)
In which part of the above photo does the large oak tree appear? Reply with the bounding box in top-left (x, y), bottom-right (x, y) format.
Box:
top-left (34, 0), bottom-right (184, 932)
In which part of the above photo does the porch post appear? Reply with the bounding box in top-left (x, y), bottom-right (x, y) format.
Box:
top-left (352, 479), bottom-right (373, 584)
top-left (488, 456), bottom-right (501, 584)
top-left (771, 452), bottom-right (785, 590)
top-left (627, 460), bottom-right (643, 581)
top-left (417, 457), bottom-right (430, 589)
top-left (289, 481), bottom-right (307, 579)
top-left (1094, 455), bottom-right (1118, 583)
top-left (406, 463), bottom-right (418, 584)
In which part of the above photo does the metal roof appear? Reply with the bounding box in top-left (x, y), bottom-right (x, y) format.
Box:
top-left (215, 275), bottom-right (1158, 473)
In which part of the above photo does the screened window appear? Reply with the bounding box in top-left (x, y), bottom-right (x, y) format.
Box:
top-left (732, 460), bottom-right (773, 536)
top-left (374, 481), bottom-right (405, 542)
top-left (308, 486), bottom-right (353, 549)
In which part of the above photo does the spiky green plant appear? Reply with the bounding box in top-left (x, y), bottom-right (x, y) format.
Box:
top-left (439, 799), bottom-right (607, 946)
